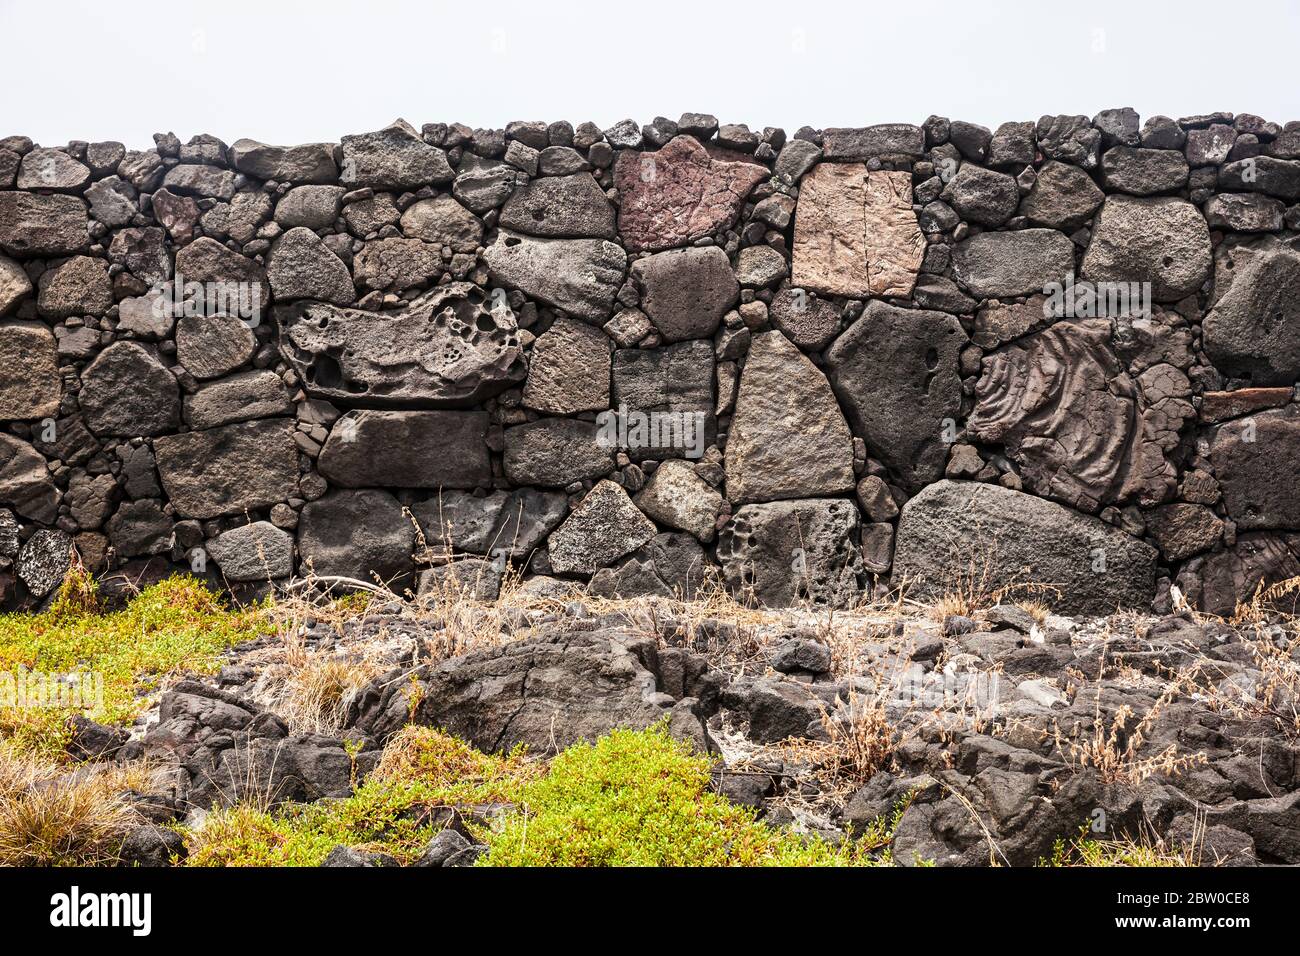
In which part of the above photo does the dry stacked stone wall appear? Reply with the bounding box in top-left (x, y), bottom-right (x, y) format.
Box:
top-left (1, 110), bottom-right (1299, 614)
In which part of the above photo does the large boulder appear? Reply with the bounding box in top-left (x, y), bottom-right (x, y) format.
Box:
top-left (79, 342), bottom-right (180, 437)
top-left (1202, 239), bottom-right (1300, 386)
top-left (1177, 533), bottom-right (1300, 617)
top-left (824, 302), bottom-right (966, 490)
top-left (498, 172), bottom-right (616, 239)
top-left (892, 480), bottom-right (1158, 615)
top-left (792, 165), bottom-right (923, 298)
top-left (630, 246), bottom-right (738, 343)
top-left (614, 135), bottom-right (766, 251)
top-left (277, 282), bottom-right (526, 407)
top-left (717, 498), bottom-right (862, 607)
top-left (297, 488), bottom-right (415, 587)
top-left (154, 419), bottom-right (299, 519)
top-left (952, 229), bottom-right (1076, 299)
top-left (726, 330), bottom-right (854, 503)
top-left (173, 237), bottom-right (270, 311)
top-left (0, 322), bottom-right (60, 420)
top-left (317, 410), bottom-right (491, 489)
top-left (1081, 196), bottom-right (1211, 302)
top-left (346, 629), bottom-right (719, 754)
top-left (483, 231), bottom-right (626, 322)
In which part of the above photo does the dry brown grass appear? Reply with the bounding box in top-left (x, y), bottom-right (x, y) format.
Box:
top-left (1052, 650), bottom-right (1208, 786)
top-left (0, 745), bottom-right (159, 866)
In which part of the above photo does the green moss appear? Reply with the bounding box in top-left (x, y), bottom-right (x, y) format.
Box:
top-left (186, 725), bottom-right (905, 868)
top-left (480, 725), bottom-right (895, 867)
top-left (187, 727), bottom-right (533, 866)
top-left (0, 572), bottom-right (272, 759)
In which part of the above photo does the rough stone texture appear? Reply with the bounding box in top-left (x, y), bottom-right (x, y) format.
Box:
top-left (228, 139), bottom-right (339, 183)
top-left (79, 342), bottom-right (180, 437)
top-left (522, 317), bottom-right (611, 414)
top-left (1210, 408), bottom-right (1300, 530)
top-left (339, 121), bottom-right (454, 190)
top-left (0, 255), bottom-right (32, 315)
top-left (547, 480), bottom-right (657, 575)
top-left (610, 340), bottom-right (715, 460)
top-left (399, 194), bottom-right (483, 252)
top-left (1202, 239), bottom-right (1300, 386)
top-left (0, 435), bottom-right (60, 522)
top-left (154, 419), bottom-right (299, 520)
top-left (352, 238), bottom-right (443, 292)
top-left (266, 227), bottom-right (355, 305)
top-left (631, 246), bottom-right (737, 343)
top-left (346, 629), bottom-right (717, 755)
top-left (37, 255), bottom-right (111, 318)
top-left (17, 529), bottom-right (72, 598)
top-left (824, 302), bottom-right (967, 491)
top-left (726, 330), bottom-right (855, 504)
top-left (767, 288), bottom-right (841, 351)
top-left (503, 418), bottom-right (614, 487)
top-left (278, 283), bottom-right (525, 407)
top-left (894, 480), bottom-right (1158, 615)
top-left (183, 371), bottom-right (293, 430)
top-left (717, 498), bottom-right (862, 607)
top-left (953, 229), bottom-right (1076, 298)
top-left (0, 322), bottom-right (60, 420)
top-left (317, 410), bottom-right (491, 489)
top-left (297, 488), bottom-right (414, 586)
top-left (614, 135), bottom-right (766, 251)
top-left (175, 315), bottom-right (256, 380)
top-left (792, 164), bottom-right (922, 298)
top-left (0, 192), bottom-right (89, 256)
top-left (634, 458), bottom-right (723, 543)
top-left (208, 521), bottom-right (295, 581)
top-left (498, 172), bottom-right (615, 239)
top-left (1082, 196), bottom-right (1212, 302)
top-left (1019, 161), bottom-right (1105, 229)
top-left (483, 231), bottom-right (626, 321)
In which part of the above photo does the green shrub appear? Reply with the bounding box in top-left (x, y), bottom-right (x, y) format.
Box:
top-left (480, 724), bottom-right (892, 867)
top-left (0, 573), bottom-right (272, 759)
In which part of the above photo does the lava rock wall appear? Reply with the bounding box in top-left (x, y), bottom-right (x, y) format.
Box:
top-left (1, 111), bottom-right (1298, 614)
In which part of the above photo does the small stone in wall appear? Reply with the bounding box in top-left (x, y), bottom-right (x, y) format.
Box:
top-left (17, 529), bottom-right (72, 599)
top-left (208, 521), bottom-right (295, 582)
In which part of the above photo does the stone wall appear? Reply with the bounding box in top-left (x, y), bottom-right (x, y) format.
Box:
top-left (1, 110), bottom-right (1298, 615)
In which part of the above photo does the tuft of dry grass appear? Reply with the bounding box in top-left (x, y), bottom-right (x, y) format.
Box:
top-left (0, 745), bottom-right (158, 866)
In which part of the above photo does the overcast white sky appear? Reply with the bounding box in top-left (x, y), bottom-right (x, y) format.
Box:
top-left (3, 0), bottom-right (1298, 149)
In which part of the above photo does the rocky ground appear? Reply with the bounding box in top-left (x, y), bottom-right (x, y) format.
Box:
top-left (49, 580), bottom-right (1300, 868)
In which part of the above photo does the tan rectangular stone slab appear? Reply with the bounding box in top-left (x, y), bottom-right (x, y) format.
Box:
top-left (792, 164), bottom-right (922, 298)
